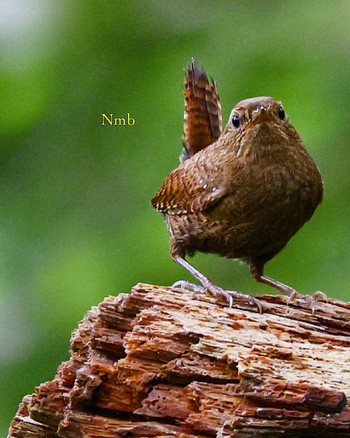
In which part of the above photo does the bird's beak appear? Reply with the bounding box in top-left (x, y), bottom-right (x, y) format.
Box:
top-left (246, 107), bottom-right (271, 129)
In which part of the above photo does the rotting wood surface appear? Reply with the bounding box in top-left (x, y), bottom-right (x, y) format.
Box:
top-left (8, 283), bottom-right (350, 437)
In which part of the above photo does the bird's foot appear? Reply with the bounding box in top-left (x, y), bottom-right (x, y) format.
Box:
top-left (208, 283), bottom-right (263, 312)
top-left (252, 272), bottom-right (327, 314)
top-left (287, 290), bottom-right (327, 314)
top-left (172, 280), bottom-right (262, 312)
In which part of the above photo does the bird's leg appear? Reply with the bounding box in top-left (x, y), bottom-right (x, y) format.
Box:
top-left (250, 263), bottom-right (326, 313)
top-left (172, 256), bottom-right (262, 311)
top-left (172, 256), bottom-right (216, 295)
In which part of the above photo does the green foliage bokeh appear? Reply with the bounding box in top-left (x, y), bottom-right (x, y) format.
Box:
top-left (2, 1), bottom-right (350, 433)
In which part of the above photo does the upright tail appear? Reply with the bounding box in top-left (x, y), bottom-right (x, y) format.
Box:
top-left (181, 59), bottom-right (222, 163)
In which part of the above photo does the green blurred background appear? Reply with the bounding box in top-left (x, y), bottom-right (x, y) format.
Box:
top-left (2, 0), bottom-right (350, 433)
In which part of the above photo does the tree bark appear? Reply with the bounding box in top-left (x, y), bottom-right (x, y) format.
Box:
top-left (8, 283), bottom-right (350, 437)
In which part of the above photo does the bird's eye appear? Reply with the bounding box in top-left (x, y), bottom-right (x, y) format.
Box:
top-left (232, 114), bottom-right (240, 128)
top-left (278, 106), bottom-right (285, 120)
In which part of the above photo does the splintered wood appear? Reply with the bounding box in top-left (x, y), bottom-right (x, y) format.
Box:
top-left (8, 284), bottom-right (350, 437)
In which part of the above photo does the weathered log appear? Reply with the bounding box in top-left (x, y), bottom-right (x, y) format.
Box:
top-left (8, 283), bottom-right (350, 437)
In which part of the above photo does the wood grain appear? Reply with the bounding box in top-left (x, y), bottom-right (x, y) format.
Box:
top-left (8, 284), bottom-right (350, 437)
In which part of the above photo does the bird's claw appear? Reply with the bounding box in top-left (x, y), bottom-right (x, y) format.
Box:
top-left (172, 280), bottom-right (205, 293)
top-left (287, 290), bottom-right (327, 314)
top-left (208, 284), bottom-right (262, 312)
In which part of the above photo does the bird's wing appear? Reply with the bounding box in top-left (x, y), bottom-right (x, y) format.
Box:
top-left (151, 159), bottom-right (229, 214)
top-left (181, 59), bottom-right (222, 162)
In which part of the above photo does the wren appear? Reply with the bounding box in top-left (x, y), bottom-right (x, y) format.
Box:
top-left (151, 61), bottom-right (323, 310)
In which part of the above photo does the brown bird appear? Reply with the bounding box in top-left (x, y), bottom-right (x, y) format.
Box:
top-left (151, 62), bottom-right (323, 310)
